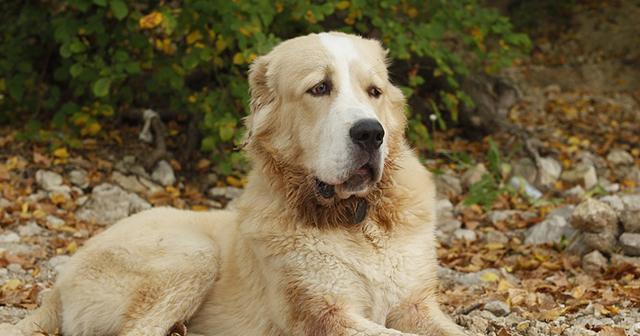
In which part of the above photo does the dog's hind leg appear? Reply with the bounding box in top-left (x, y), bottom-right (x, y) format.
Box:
top-left (118, 253), bottom-right (219, 336)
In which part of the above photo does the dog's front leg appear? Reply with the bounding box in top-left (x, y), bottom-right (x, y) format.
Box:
top-left (289, 292), bottom-right (419, 336)
top-left (386, 290), bottom-right (467, 336)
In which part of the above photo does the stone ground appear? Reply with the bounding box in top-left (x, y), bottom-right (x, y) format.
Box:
top-left (1, 2), bottom-right (640, 336)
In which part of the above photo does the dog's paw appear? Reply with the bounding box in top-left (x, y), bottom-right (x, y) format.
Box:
top-left (0, 323), bottom-right (25, 336)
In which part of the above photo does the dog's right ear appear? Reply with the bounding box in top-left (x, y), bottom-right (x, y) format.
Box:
top-left (243, 55), bottom-right (274, 147)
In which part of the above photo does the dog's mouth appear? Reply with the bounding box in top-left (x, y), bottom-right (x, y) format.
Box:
top-left (315, 162), bottom-right (379, 199)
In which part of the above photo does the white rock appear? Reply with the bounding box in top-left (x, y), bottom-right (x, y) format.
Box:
top-left (17, 222), bottom-right (43, 236)
top-left (607, 149), bottom-right (634, 166)
top-left (35, 170), bottom-right (63, 191)
top-left (485, 230), bottom-right (509, 244)
top-left (548, 205), bottom-right (575, 220)
top-left (69, 169), bottom-right (89, 188)
top-left (453, 229), bottom-right (477, 242)
top-left (537, 157), bottom-right (562, 188)
top-left (563, 185), bottom-right (585, 198)
top-left (509, 176), bottom-right (542, 199)
top-left (26, 190), bottom-right (48, 203)
top-left (570, 198), bottom-right (618, 233)
top-left (111, 171), bottom-right (148, 194)
top-left (436, 199), bottom-right (454, 218)
top-left (598, 195), bottom-right (624, 214)
top-left (0, 232), bottom-right (20, 243)
top-left (619, 233), bottom-right (640, 256)
top-left (151, 160), bottom-right (176, 186)
top-left (525, 216), bottom-right (576, 245)
top-left (76, 183), bottom-right (151, 226)
top-left (512, 158), bottom-right (537, 185)
top-left (483, 300), bottom-right (510, 317)
top-left (46, 215), bottom-right (65, 229)
top-left (561, 163), bottom-right (598, 189)
top-left (435, 174), bottom-right (463, 198)
top-left (0, 198), bottom-right (10, 209)
top-left (582, 250), bottom-right (607, 274)
top-left (7, 264), bottom-right (23, 274)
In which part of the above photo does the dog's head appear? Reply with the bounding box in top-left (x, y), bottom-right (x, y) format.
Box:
top-left (244, 33), bottom-right (407, 227)
top-left (245, 32), bottom-right (406, 198)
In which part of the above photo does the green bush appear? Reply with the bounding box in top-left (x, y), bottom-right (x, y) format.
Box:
top-left (0, 0), bottom-right (529, 171)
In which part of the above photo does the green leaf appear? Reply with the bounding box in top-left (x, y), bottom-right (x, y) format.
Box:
top-left (92, 78), bottom-right (111, 97)
top-left (219, 123), bottom-right (234, 141)
top-left (110, 0), bottom-right (128, 20)
top-left (69, 63), bottom-right (84, 77)
top-left (93, 0), bottom-right (107, 6)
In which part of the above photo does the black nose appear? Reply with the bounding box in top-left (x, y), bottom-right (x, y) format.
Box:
top-left (349, 119), bottom-right (384, 152)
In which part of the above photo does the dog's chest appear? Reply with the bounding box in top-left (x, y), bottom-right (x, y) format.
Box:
top-left (352, 230), bottom-right (432, 321)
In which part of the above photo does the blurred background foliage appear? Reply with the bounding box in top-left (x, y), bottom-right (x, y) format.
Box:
top-left (0, 0), bottom-right (530, 172)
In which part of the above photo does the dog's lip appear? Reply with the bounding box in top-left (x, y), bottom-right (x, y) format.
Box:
top-left (315, 162), bottom-right (378, 199)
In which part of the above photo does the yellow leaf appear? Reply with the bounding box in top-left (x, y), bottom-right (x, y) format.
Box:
top-left (139, 11), bottom-right (163, 29)
top-left (32, 209), bottom-right (46, 219)
top-left (1, 279), bottom-right (22, 291)
top-left (81, 122), bottom-right (102, 136)
top-left (67, 241), bottom-right (78, 254)
top-left (570, 285), bottom-right (585, 299)
top-left (406, 7), bottom-right (418, 18)
top-left (191, 205), bottom-right (209, 212)
top-left (53, 147), bottom-right (69, 159)
top-left (479, 271), bottom-right (500, 282)
top-left (539, 307), bottom-right (566, 321)
top-left (215, 38), bottom-right (228, 53)
top-left (485, 243), bottom-right (505, 250)
top-left (186, 30), bottom-right (203, 45)
top-left (49, 192), bottom-right (68, 205)
top-left (335, 1), bottom-right (350, 10)
top-left (226, 176), bottom-right (243, 188)
top-left (247, 53), bottom-right (257, 63)
top-left (497, 279), bottom-right (513, 292)
top-left (232, 53), bottom-right (244, 65)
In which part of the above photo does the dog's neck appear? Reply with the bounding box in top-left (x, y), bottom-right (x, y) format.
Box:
top-left (242, 142), bottom-right (404, 231)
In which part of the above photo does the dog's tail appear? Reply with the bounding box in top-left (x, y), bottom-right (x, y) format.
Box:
top-left (15, 287), bottom-right (62, 335)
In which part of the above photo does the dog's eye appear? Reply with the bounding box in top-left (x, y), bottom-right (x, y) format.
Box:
top-left (367, 86), bottom-right (382, 98)
top-left (307, 81), bottom-right (331, 96)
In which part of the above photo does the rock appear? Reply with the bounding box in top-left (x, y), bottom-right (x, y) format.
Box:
top-left (46, 215), bottom-right (65, 229)
top-left (606, 149), bottom-right (634, 166)
top-left (563, 326), bottom-right (597, 336)
top-left (487, 210), bottom-right (536, 225)
top-left (438, 218), bottom-right (462, 234)
top-left (35, 170), bottom-right (63, 190)
top-left (485, 230), bottom-right (509, 244)
top-left (483, 300), bottom-right (510, 317)
top-left (207, 186), bottom-right (243, 199)
top-left (619, 233), bottom-right (640, 256)
top-left (76, 183), bottom-right (151, 225)
top-left (114, 155), bottom-right (150, 178)
top-left (561, 162), bottom-right (598, 189)
top-left (457, 314), bottom-right (490, 334)
top-left (598, 195), bottom-right (624, 214)
top-left (0, 198), bottom-right (10, 209)
top-left (138, 177), bottom-right (164, 194)
top-left (151, 160), bottom-right (176, 186)
top-left (621, 194), bottom-right (640, 233)
top-left (17, 222), bottom-right (43, 236)
top-left (582, 250), bottom-right (608, 274)
top-left (563, 185), bottom-right (585, 198)
top-left (435, 173), bottom-right (462, 198)
top-left (512, 157), bottom-right (538, 185)
top-left (525, 216), bottom-right (576, 245)
top-left (26, 190), bottom-right (48, 203)
top-left (461, 163), bottom-right (487, 189)
top-left (509, 176), bottom-right (542, 199)
top-left (7, 264), bottom-right (23, 274)
top-left (626, 167), bottom-right (640, 184)
top-left (570, 198), bottom-right (618, 233)
top-left (436, 199), bottom-right (454, 220)
top-left (453, 228), bottom-right (477, 242)
top-left (578, 230), bottom-right (620, 255)
top-left (0, 232), bottom-right (20, 243)
top-left (548, 205), bottom-right (575, 220)
top-left (35, 170), bottom-right (71, 194)
top-left (68, 169), bottom-right (89, 188)
top-left (610, 254), bottom-right (640, 268)
top-left (111, 171), bottom-right (148, 194)
top-left (537, 157), bottom-right (562, 188)
top-left (457, 269), bottom-right (501, 287)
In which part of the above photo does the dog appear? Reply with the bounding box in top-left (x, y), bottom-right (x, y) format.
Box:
top-left (1, 32), bottom-right (466, 336)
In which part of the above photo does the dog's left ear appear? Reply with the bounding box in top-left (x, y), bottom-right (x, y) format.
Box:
top-left (243, 55), bottom-right (275, 148)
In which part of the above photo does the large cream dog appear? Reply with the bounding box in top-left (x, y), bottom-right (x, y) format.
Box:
top-left (1, 32), bottom-right (466, 336)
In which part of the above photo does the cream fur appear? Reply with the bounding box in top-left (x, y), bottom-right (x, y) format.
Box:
top-left (0, 32), bottom-right (466, 336)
